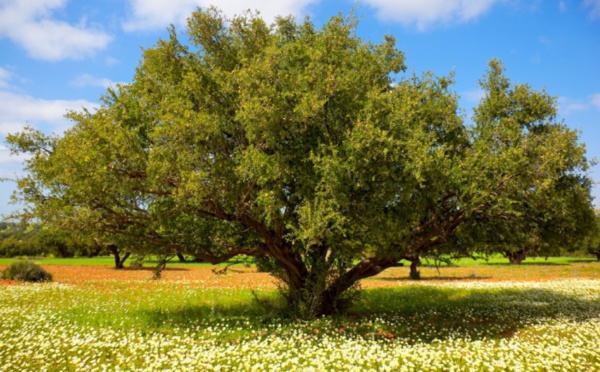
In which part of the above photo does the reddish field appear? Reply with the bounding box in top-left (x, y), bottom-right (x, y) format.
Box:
top-left (2, 262), bottom-right (599, 288)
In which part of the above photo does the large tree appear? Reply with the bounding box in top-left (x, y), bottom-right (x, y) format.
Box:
top-left (578, 211), bottom-right (600, 261)
top-left (6, 8), bottom-right (594, 317)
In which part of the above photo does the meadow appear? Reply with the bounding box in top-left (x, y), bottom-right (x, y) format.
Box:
top-left (1, 258), bottom-right (600, 371)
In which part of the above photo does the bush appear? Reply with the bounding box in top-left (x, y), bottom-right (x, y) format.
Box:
top-left (1, 261), bottom-right (53, 282)
top-left (129, 257), bottom-right (144, 270)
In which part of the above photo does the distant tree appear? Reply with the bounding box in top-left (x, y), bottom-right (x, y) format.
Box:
top-left (579, 212), bottom-right (600, 261)
top-left (0, 223), bottom-right (45, 257)
top-left (6, 8), bottom-right (595, 317)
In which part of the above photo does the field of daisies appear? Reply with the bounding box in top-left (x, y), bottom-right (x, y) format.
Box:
top-left (1, 266), bottom-right (600, 371)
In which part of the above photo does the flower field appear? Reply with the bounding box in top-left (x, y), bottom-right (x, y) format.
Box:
top-left (1, 263), bottom-right (600, 371)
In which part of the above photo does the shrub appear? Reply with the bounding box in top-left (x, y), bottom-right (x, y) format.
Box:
top-left (129, 257), bottom-right (144, 270)
top-left (1, 261), bottom-right (53, 282)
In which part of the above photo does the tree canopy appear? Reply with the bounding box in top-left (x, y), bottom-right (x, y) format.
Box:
top-left (6, 8), bottom-right (595, 317)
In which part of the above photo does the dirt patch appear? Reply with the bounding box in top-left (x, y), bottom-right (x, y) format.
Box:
top-left (1, 262), bottom-right (599, 289)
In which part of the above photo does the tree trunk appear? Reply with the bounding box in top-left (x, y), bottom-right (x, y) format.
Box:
top-left (506, 250), bottom-right (526, 265)
top-left (306, 258), bottom-right (397, 317)
top-left (193, 255), bottom-right (205, 263)
top-left (109, 244), bottom-right (130, 269)
top-left (595, 252), bottom-right (600, 262)
top-left (177, 252), bottom-right (186, 262)
top-left (87, 245), bottom-right (102, 258)
top-left (402, 255), bottom-right (421, 280)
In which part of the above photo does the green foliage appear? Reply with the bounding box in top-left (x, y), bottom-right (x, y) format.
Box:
top-left (5, 8), bottom-right (595, 316)
top-left (577, 211), bottom-right (600, 260)
top-left (1, 260), bottom-right (52, 282)
top-left (0, 222), bottom-right (101, 258)
top-left (254, 255), bottom-right (278, 273)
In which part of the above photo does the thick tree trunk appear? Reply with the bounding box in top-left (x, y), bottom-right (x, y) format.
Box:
top-left (595, 252), bottom-right (600, 262)
top-left (177, 252), bottom-right (186, 262)
top-left (306, 258), bottom-right (397, 317)
top-left (506, 250), bottom-right (526, 265)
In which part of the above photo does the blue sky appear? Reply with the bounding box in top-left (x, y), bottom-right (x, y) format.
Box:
top-left (0, 0), bottom-right (599, 217)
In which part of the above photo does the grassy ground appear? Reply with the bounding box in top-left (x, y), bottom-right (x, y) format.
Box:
top-left (0, 254), bottom-right (596, 268)
top-left (0, 256), bottom-right (219, 267)
top-left (1, 260), bottom-right (600, 371)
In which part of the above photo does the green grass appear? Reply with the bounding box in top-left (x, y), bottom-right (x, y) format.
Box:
top-left (407, 254), bottom-right (597, 267)
top-left (0, 256), bottom-right (248, 268)
top-left (1, 254), bottom-right (596, 268)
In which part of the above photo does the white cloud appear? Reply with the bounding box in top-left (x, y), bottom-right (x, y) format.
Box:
top-left (71, 73), bottom-right (125, 89)
top-left (463, 88), bottom-right (485, 102)
top-left (591, 93), bottom-right (600, 110)
top-left (362, 0), bottom-right (501, 31)
top-left (123, 0), bottom-right (321, 31)
top-left (0, 89), bottom-right (96, 217)
top-left (559, 1), bottom-right (567, 12)
top-left (0, 67), bottom-right (11, 88)
top-left (0, 146), bottom-right (30, 166)
top-left (558, 94), bottom-right (600, 114)
top-left (0, 90), bottom-right (97, 136)
top-left (105, 56), bottom-right (120, 66)
top-left (0, 0), bottom-right (111, 61)
top-left (584, 0), bottom-right (600, 18)
top-left (558, 96), bottom-right (585, 114)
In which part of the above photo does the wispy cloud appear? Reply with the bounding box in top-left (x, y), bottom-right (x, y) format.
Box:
top-left (557, 95), bottom-right (600, 115)
top-left (0, 0), bottom-right (111, 61)
top-left (559, 1), bottom-right (567, 12)
top-left (0, 67), bottom-right (11, 88)
top-left (591, 93), bottom-right (600, 110)
top-left (105, 56), bottom-right (120, 66)
top-left (362, 0), bottom-right (502, 31)
top-left (0, 90), bottom-right (97, 136)
top-left (584, 0), bottom-right (600, 18)
top-left (538, 36), bottom-right (553, 48)
top-left (71, 73), bottom-right (125, 89)
top-left (0, 145), bottom-right (30, 166)
top-left (463, 88), bottom-right (485, 103)
top-left (123, 0), bottom-right (321, 32)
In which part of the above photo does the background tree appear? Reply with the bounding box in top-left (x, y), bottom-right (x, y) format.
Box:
top-left (453, 60), bottom-right (596, 265)
top-left (578, 211), bottom-right (600, 261)
top-left (6, 8), bottom-right (595, 317)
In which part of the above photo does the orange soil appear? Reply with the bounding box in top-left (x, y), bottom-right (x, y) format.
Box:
top-left (1, 262), bottom-right (599, 289)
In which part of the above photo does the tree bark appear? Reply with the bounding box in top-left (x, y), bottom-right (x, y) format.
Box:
top-left (87, 245), bottom-right (103, 258)
top-left (506, 250), bottom-right (526, 265)
top-left (409, 257), bottom-right (421, 279)
top-left (176, 252), bottom-right (186, 262)
top-left (109, 244), bottom-right (130, 269)
top-left (398, 255), bottom-right (422, 280)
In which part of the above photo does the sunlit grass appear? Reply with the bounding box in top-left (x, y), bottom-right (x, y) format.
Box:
top-left (0, 255), bottom-right (597, 268)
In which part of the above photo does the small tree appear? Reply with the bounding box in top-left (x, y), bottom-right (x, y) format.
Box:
top-left (6, 8), bottom-right (595, 317)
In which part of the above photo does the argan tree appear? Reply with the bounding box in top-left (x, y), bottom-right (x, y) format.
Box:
top-left (579, 211), bottom-right (600, 261)
top-left (6, 8), bottom-right (594, 317)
